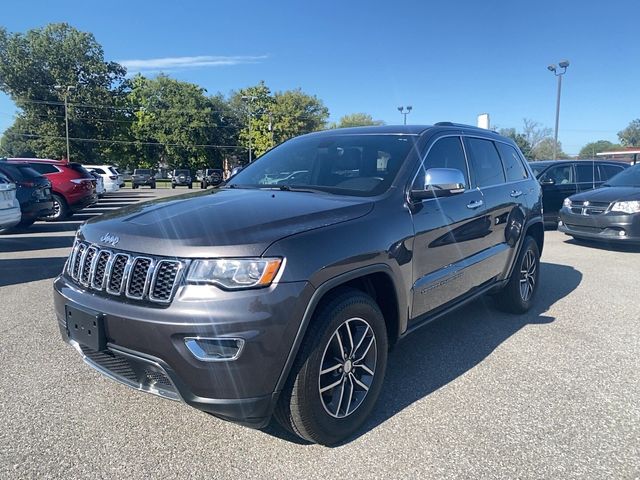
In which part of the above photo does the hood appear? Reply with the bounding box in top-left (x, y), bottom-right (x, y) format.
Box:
top-left (78, 188), bottom-right (373, 257)
top-left (570, 186), bottom-right (640, 204)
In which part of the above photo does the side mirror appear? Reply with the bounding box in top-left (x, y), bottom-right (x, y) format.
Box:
top-left (540, 177), bottom-right (555, 185)
top-left (410, 168), bottom-right (466, 201)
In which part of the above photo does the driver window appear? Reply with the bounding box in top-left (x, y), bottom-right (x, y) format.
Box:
top-left (414, 136), bottom-right (469, 189)
top-left (542, 165), bottom-right (573, 184)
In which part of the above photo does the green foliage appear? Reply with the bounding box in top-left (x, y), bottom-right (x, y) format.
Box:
top-left (498, 128), bottom-right (533, 159)
top-left (531, 138), bottom-right (568, 160)
top-left (578, 140), bottom-right (621, 159)
top-left (0, 23), bottom-right (127, 161)
top-left (332, 113), bottom-right (384, 129)
top-left (617, 119), bottom-right (640, 147)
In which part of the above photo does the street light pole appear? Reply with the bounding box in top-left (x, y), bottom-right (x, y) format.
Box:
top-left (397, 106), bottom-right (412, 125)
top-left (241, 95), bottom-right (257, 162)
top-left (54, 85), bottom-right (76, 161)
top-left (547, 60), bottom-right (569, 160)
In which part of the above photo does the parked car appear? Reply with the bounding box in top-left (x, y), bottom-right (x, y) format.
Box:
top-left (54, 123), bottom-right (543, 445)
top-left (0, 171), bottom-right (21, 231)
top-left (111, 167), bottom-right (125, 187)
top-left (529, 160), bottom-right (628, 227)
top-left (229, 165), bottom-right (244, 178)
top-left (171, 169), bottom-right (192, 189)
top-left (7, 158), bottom-right (97, 221)
top-left (559, 163), bottom-right (640, 244)
top-left (84, 164), bottom-right (120, 193)
top-left (89, 171), bottom-right (105, 197)
top-left (131, 169), bottom-right (156, 189)
top-left (200, 168), bottom-right (223, 189)
top-left (0, 161), bottom-right (53, 228)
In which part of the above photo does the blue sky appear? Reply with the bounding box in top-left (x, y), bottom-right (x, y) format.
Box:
top-left (1, 0), bottom-right (639, 154)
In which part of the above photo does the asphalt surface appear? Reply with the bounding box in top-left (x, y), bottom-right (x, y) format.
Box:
top-left (1, 189), bottom-right (638, 479)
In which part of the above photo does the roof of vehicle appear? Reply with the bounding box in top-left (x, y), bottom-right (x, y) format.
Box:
top-left (530, 159), bottom-right (630, 168)
top-left (304, 123), bottom-right (504, 137)
top-left (5, 157), bottom-right (67, 164)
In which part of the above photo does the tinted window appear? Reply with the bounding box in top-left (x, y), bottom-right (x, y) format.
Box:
top-left (599, 164), bottom-right (625, 181)
top-left (28, 163), bottom-right (59, 174)
top-left (231, 134), bottom-right (413, 196)
top-left (0, 164), bottom-right (40, 181)
top-left (90, 167), bottom-right (106, 174)
top-left (603, 164), bottom-right (640, 187)
top-left (175, 170), bottom-right (190, 175)
top-left (465, 138), bottom-right (506, 187)
top-left (135, 169), bottom-right (151, 175)
top-left (575, 163), bottom-right (595, 183)
top-left (415, 136), bottom-right (469, 188)
top-left (496, 143), bottom-right (528, 182)
top-left (541, 165), bottom-right (573, 184)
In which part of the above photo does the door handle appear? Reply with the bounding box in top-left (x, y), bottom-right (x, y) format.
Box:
top-left (466, 200), bottom-right (484, 209)
top-left (510, 190), bottom-right (523, 198)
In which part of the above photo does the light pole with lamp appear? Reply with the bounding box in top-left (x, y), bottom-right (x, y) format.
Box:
top-left (241, 95), bottom-right (257, 162)
top-left (397, 105), bottom-right (412, 125)
top-left (54, 85), bottom-right (76, 161)
top-left (547, 60), bottom-right (569, 160)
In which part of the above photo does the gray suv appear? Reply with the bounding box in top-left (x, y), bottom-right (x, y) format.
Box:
top-left (54, 124), bottom-right (543, 445)
top-left (131, 169), bottom-right (156, 189)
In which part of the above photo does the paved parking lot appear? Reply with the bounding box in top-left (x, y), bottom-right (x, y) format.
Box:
top-left (1, 189), bottom-right (638, 479)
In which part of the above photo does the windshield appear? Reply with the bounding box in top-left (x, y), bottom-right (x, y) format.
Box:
top-left (175, 170), bottom-right (190, 175)
top-left (135, 169), bottom-right (151, 175)
top-left (529, 164), bottom-right (547, 178)
top-left (229, 134), bottom-right (414, 196)
top-left (603, 164), bottom-right (640, 187)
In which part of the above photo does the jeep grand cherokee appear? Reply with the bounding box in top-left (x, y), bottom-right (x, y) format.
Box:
top-left (54, 124), bottom-right (544, 445)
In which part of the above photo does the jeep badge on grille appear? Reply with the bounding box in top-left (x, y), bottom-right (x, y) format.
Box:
top-left (100, 233), bottom-right (120, 247)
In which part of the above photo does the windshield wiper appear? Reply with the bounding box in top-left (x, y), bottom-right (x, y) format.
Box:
top-left (276, 185), bottom-right (324, 193)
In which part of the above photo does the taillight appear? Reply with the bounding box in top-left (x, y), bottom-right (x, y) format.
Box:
top-left (109, 176), bottom-right (117, 180)
top-left (70, 179), bottom-right (91, 184)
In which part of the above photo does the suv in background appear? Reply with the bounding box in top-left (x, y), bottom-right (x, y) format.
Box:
top-left (200, 168), bottom-right (223, 189)
top-left (529, 159), bottom-right (628, 227)
top-left (8, 158), bottom-right (97, 221)
top-left (0, 171), bottom-right (21, 231)
top-left (84, 164), bottom-right (120, 193)
top-left (0, 161), bottom-right (53, 228)
top-left (171, 169), bottom-right (192, 189)
top-left (54, 124), bottom-right (543, 445)
top-left (131, 169), bottom-right (156, 189)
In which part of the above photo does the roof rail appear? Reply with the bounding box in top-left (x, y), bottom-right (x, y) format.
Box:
top-left (434, 121), bottom-right (498, 133)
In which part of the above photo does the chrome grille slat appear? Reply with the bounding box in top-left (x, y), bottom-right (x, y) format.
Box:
top-left (66, 242), bottom-right (183, 304)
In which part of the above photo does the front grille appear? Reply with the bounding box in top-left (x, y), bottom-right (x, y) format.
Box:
top-left (67, 242), bottom-right (184, 304)
top-left (569, 201), bottom-right (611, 216)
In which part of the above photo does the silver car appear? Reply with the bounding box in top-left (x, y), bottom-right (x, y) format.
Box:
top-left (0, 172), bottom-right (21, 230)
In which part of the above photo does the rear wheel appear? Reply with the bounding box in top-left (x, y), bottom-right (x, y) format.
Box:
top-left (188, 184), bottom-right (193, 189)
top-left (275, 289), bottom-right (388, 445)
top-left (150, 182), bottom-right (156, 189)
top-left (42, 194), bottom-right (69, 222)
top-left (495, 236), bottom-right (540, 313)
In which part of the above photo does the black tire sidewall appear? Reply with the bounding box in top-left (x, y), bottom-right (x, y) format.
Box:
top-left (509, 236), bottom-right (540, 312)
top-left (290, 291), bottom-right (388, 445)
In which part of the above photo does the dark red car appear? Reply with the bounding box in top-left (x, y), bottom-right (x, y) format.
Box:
top-left (7, 158), bottom-right (97, 220)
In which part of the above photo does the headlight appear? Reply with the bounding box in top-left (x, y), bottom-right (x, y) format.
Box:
top-left (610, 201), bottom-right (640, 214)
top-left (563, 197), bottom-right (572, 208)
top-left (186, 258), bottom-right (282, 290)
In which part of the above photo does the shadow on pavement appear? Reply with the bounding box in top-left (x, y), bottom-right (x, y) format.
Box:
top-left (262, 262), bottom-right (582, 446)
top-left (0, 236), bottom-right (75, 253)
top-left (0, 256), bottom-right (67, 287)
top-left (564, 237), bottom-right (640, 253)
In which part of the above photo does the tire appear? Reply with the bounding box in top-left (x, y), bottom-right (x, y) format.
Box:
top-left (275, 288), bottom-right (388, 445)
top-left (17, 218), bottom-right (36, 228)
top-left (200, 182), bottom-right (206, 189)
top-left (132, 184), bottom-right (138, 189)
top-left (188, 184), bottom-right (193, 189)
top-left (495, 236), bottom-right (540, 314)
top-left (171, 184), bottom-right (176, 189)
top-left (150, 182), bottom-right (156, 189)
top-left (42, 194), bottom-right (69, 222)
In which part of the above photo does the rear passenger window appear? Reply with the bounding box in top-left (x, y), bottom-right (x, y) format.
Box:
top-left (575, 164), bottom-right (595, 183)
top-left (29, 163), bottom-right (59, 174)
top-left (417, 136), bottom-right (469, 187)
top-left (599, 164), bottom-right (624, 181)
top-left (465, 137), bottom-right (506, 187)
top-left (496, 143), bottom-right (528, 182)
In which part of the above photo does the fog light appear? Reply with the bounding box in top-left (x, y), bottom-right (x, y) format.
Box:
top-left (619, 230), bottom-right (627, 237)
top-left (184, 337), bottom-right (244, 362)
top-left (558, 220), bottom-right (563, 227)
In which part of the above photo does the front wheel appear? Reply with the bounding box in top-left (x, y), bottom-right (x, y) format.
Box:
top-left (275, 289), bottom-right (388, 445)
top-left (495, 236), bottom-right (540, 313)
top-left (42, 194), bottom-right (69, 222)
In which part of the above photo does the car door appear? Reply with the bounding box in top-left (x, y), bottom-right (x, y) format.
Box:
top-left (539, 163), bottom-right (576, 223)
top-left (409, 135), bottom-right (488, 319)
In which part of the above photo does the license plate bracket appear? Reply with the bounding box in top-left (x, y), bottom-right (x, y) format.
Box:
top-left (65, 304), bottom-right (106, 351)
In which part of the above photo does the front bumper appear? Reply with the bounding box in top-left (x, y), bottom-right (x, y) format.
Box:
top-left (558, 207), bottom-right (640, 243)
top-left (54, 275), bottom-right (313, 427)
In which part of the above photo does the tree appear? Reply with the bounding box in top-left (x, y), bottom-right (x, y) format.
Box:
top-left (0, 23), bottom-right (128, 162)
top-left (617, 119), bottom-right (640, 147)
top-left (531, 138), bottom-right (568, 160)
top-left (578, 140), bottom-right (621, 159)
top-left (498, 128), bottom-right (533, 159)
top-left (522, 118), bottom-right (552, 152)
top-left (333, 113), bottom-right (384, 128)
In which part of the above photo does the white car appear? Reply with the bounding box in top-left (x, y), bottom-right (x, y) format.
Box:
top-left (0, 172), bottom-right (21, 230)
top-left (89, 171), bottom-right (106, 197)
top-left (84, 165), bottom-right (120, 193)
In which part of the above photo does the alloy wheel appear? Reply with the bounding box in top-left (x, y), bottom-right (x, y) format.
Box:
top-left (519, 249), bottom-right (537, 301)
top-left (318, 317), bottom-right (377, 419)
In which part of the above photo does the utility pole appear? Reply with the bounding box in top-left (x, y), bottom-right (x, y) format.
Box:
top-left (241, 95), bottom-right (257, 162)
top-left (547, 60), bottom-right (569, 160)
top-left (397, 106), bottom-right (412, 125)
top-left (268, 112), bottom-right (274, 148)
top-left (54, 85), bottom-right (76, 161)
